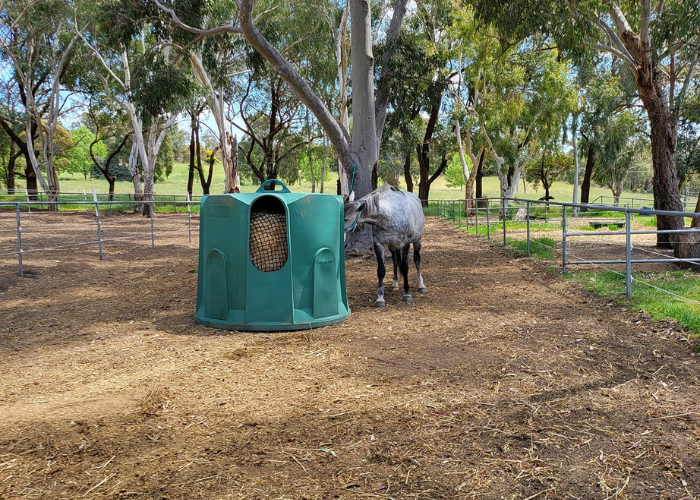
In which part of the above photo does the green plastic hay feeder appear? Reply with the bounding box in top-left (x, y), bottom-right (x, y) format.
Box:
top-left (195, 180), bottom-right (350, 331)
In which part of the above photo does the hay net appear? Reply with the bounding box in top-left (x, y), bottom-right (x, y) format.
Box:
top-left (249, 198), bottom-right (288, 272)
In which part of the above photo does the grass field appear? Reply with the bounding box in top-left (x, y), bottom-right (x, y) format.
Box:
top-left (3, 162), bottom-right (653, 204)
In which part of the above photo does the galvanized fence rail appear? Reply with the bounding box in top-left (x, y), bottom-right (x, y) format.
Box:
top-left (429, 197), bottom-right (700, 298)
top-left (0, 198), bottom-right (200, 277)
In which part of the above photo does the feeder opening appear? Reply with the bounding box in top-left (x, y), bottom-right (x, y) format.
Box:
top-left (249, 196), bottom-right (288, 272)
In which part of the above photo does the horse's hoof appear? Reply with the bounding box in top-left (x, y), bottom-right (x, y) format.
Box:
top-left (418, 287), bottom-right (428, 293)
top-left (390, 285), bottom-right (399, 291)
top-left (402, 294), bottom-right (413, 303)
top-left (375, 300), bottom-right (386, 308)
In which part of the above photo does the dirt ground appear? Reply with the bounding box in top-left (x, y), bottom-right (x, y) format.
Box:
top-left (0, 213), bottom-right (699, 500)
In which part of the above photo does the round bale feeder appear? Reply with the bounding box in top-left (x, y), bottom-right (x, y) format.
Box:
top-left (195, 180), bottom-right (350, 331)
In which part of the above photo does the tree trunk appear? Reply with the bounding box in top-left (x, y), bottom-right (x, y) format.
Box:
top-left (7, 143), bottom-right (17, 194)
top-left (475, 159), bottom-right (484, 203)
top-left (540, 153), bottom-right (551, 201)
top-left (403, 153), bottom-right (413, 192)
top-left (344, 0), bottom-right (378, 253)
top-left (24, 162), bottom-right (38, 200)
top-left (194, 123), bottom-right (212, 195)
top-left (642, 90), bottom-right (684, 248)
top-left (580, 140), bottom-right (595, 211)
top-left (374, 0), bottom-right (408, 150)
top-left (675, 194), bottom-right (700, 269)
top-left (187, 126), bottom-right (196, 197)
top-left (416, 101), bottom-right (442, 206)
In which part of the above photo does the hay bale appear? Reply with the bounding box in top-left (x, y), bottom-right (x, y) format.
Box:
top-left (249, 211), bottom-right (288, 272)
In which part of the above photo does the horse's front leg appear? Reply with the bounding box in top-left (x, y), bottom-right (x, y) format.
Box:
top-left (400, 242), bottom-right (412, 302)
top-left (390, 248), bottom-right (400, 290)
top-left (374, 240), bottom-right (387, 307)
top-left (413, 239), bottom-right (427, 293)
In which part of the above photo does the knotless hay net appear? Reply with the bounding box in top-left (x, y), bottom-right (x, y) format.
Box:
top-left (249, 211), bottom-right (288, 272)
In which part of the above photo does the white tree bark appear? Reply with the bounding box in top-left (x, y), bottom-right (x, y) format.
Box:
top-left (9, 27), bottom-right (81, 203)
top-left (374, 0), bottom-right (407, 149)
top-left (349, 0), bottom-right (377, 193)
top-left (335, 1), bottom-right (350, 195)
top-left (81, 37), bottom-right (177, 212)
top-left (188, 52), bottom-right (241, 193)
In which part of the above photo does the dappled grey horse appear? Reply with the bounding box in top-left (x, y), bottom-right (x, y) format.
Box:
top-left (344, 185), bottom-right (427, 307)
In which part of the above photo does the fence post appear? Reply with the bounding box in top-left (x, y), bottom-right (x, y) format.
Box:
top-left (83, 189), bottom-right (88, 215)
top-left (187, 192), bottom-right (192, 244)
top-left (16, 204), bottom-right (23, 276)
top-left (625, 211), bottom-right (632, 298)
top-left (502, 198), bottom-right (506, 246)
top-left (526, 200), bottom-right (531, 256)
top-left (92, 189), bottom-right (103, 261)
top-left (475, 200), bottom-right (479, 235)
top-left (458, 200), bottom-right (461, 228)
top-left (486, 201), bottom-right (491, 240)
top-left (150, 204), bottom-right (155, 248)
top-left (562, 206), bottom-right (567, 274)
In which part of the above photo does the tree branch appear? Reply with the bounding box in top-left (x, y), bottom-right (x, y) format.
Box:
top-left (588, 43), bottom-right (638, 76)
top-left (238, 0), bottom-right (353, 170)
top-left (673, 30), bottom-right (700, 121)
top-left (641, 0), bottom-right (651, 48)
top-left (151, 0), bottom-right (242, 36)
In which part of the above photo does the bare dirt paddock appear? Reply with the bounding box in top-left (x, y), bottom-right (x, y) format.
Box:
top-left (0, 215), bottom-right (699, 500)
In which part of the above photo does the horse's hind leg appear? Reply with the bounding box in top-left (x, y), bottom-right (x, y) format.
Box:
top-left (374, 240), bottom-right (386, 307)
top-left (400, 243), bottom-right (413, 302)
top-left (390, 248), bottom-right (400, 290)
top-left (414, 239), bottom-right (427, 293)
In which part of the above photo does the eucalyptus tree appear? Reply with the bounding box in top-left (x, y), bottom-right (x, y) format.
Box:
top-left (469, 0), bottom-right (700, 252)
top-left (84, 101), bottom-right (133, 200)
top-left (0, 0), bottom-right (85, 204)
top-left (677, 88), bottom-right (700, 194)
top-left (0, 74), bottom-right (26, 194)
top-left (592, 111), bottom-right (645, 205)
top-left (525, 147), bottom-right (573, 201)
top-left (456, 33), bottom-right (576, 213)
top-left (228, 0), bottom-right (335, 186)
top-left (151, 0), bottom-right (246, 193)
top-left (80, 0), bottom-right (192, 214)
top-left (448, 6), bottom-right (488, 213)
top-left (153, 0), bottom-right (409, 252)
top-left (575, 59), bottom-right (636, 211)
top-left (381, 0), bottom-right (455, 204)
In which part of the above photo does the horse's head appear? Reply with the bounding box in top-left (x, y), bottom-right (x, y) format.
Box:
top-left (343, 191), bottom-right (366, 233)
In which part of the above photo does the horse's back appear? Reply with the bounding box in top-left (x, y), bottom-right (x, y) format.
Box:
top-left (373, 188), bottom-right (424, 247)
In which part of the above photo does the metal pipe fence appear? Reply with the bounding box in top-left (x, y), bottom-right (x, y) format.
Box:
top-left (0, 199), bottom-right (200, 277)
top-left (591, 194), bottom-right (698, 212)
top-left (3, 195), bottom-right (699, 302)
top-left (428, 197), bottom-right (700, 298)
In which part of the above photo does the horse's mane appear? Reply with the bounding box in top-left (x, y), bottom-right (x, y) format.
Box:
top-left (361, 184), bottom-right (403, 214)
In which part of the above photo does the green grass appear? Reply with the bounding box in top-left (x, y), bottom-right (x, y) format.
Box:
top-left (3, 162), bottom-right (657, 208)
top-left (507, 236), bottom-right (557, 258)
top-left (2, 162), bottom-right (341, 198)
top-left (569, 270), bottom-right (700, 338)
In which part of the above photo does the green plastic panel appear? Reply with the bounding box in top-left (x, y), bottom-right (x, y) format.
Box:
top-left (195, 181), bottom-right (350, 331)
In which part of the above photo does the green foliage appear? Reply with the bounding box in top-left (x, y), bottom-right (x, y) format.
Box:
top-left (444, 153), bottom-right (471, 189)
top-left (507, 237), bottom-right (556, 258)
top-left (89, 162), bottom-right (132, 182)
top-left (154, 133), bottom-right (174, 181)
top-left (525, 148), bottom-right (574, 193)
top-left (70, 126), bottom-right (107, 179)
top-left (132, 52), bottom-right (195, 123)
